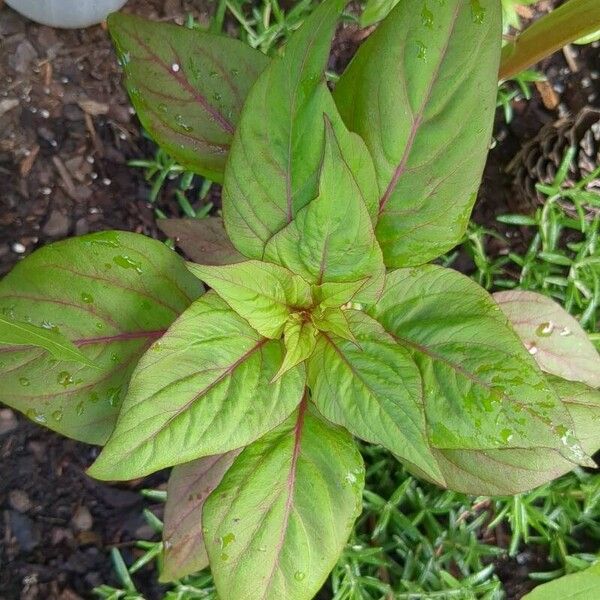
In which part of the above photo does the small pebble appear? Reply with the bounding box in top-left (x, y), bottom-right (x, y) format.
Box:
top-left (9, 489), bottom-right (32, 513)
top-left (71, 505), bottom-right (93, 532)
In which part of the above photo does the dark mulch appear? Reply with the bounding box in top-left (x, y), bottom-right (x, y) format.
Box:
top-left (0, 0), bottom-right (599, 598)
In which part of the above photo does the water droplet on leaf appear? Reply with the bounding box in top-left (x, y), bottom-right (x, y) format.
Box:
top-left (81, 292), bottom-right (94, 304)
top-left (57, 371), bottom-right (75, 387)
top-left (294, 571), bottom-right (306, 581)
top-left (52, 409), bottom-right (63, 421)
top-left (535, 321), bottom-right (554, 337)
top-left (421, 4), bottom-right (434, 28)
top-left (19, 377), bottom-right (30, 387)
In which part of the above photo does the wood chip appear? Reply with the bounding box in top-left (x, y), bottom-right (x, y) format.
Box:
top-left (78, 99), bottom-right (110, 116)
top-left (535, 80), bottom-right (560, 110)
top-left (19, 144), bottom-right (40, 177)
top-left (0, 98), bottom-right (19, 117)
top-left (562, 44), bottom-right (580, 73)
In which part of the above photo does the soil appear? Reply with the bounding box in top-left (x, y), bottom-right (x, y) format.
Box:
top-left (0, 0), bottom-right (599, 599)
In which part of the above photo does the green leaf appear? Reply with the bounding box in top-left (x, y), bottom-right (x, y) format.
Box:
top-left (494, 290), bottom-right (600, 388)
top-left (0, 317), bottom-right (95, 367)
top-left (203, 402), bottom-right (364, 600)
top-left (222, 0), bottom-right (350, 258)
top-left (406, 377), bottom-right (600, 496)
top-left (522, 560), bottom-right (600, 599)
top-left (273, 316), bottom-right (318, 381)
top-left (360, 0), bottom-right (400, 27)
top-left (161, 450), bottom-right (241, 582)
top-left (0, 231), bottom-right (202, 445)
top-left (107, 13), bottom-right (269, 182)
top-left (313, 280), bottom-right (369, 308)
top-left (334, 0), bottom-right (502, 267)
top-left (308, 309), bottom-right (444, 485)
top-left (369, 266), bottom-right (590, 466)
top-left (187, 261), bottom-right (312, 338)
top-left (263, 119), bottom-right (385, 303)
top-left (311, 307), bottom-right (355, 342)
top-left (157, 217), bottom-right (244, 266)
top-left (88, 293), bottom-right (305, 480)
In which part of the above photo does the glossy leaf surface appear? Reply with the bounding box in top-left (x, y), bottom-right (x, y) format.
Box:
top-left (203, 403), bottom-right (364, 600)
top-left (494, 290), bottom-right (600, 388)
top-left (187, 261), bottom-right (312, 338)
top-left (158, 218), bottom-right (244, 265)
top-left (419, 377), bottom-right (600, 495)
top-left (88, 293), bottom-right (305, 479)
top-left (309, 310), bottom-right (443, 483)
top-left (263, 120), bottom-right (384, 303)
top-left (334, 0), bottom-right (502, 266)
top-left (161, 450), bottom-right (240, 582)
top-left (222, 0), bottom-right (348, 258)
top-left (0, 316), bottom-right (94, 367)
top-left (0, 231), bottom-right (202, 444)
top-left (369, 266), bottom-right (587, 464)
top-left (108, 13), bottom-right (269, 182)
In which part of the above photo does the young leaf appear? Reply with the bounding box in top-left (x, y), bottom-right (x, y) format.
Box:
top-left (187, 261), bottom-right (312, 339)
top-left (0, 317), bottom-right (95, 367)
top-left (161, 450), bottom-right (241, 582)
top-left (369, 266), bottom-right (590, 466)
top-left (493, 290), bottom-right (600, 388)
top-left (203, 402), bottom-right (364, 600)
top-left (107, 13), bottom-right (269, 182)
top-left (0, 231), bottom-right (202, 445)
top-left (308, 309), bottom-right (444, 485)
top-left (157, 217), bottom-right (244, 266)
top-left (222, 0), bottom-right (349, 258)
top-left (273, 315), bottom-right (318, 381)
top-left (88, 293), bottom-right (305, 480)
top-left (334, 0), bottom-right (502, 267)
top-left (406, 377), bottom-right (600, 496)
top-left (311, 307), bottom-right (355, 342)
top-left (263, 119), bottom-right (385, 304)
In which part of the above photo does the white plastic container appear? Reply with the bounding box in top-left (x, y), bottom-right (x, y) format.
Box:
top-left (5, 0), bottom-right (128, 28)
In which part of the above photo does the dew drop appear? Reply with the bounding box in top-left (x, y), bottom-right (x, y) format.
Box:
top-left (416, 40), bottom-right (427, 60)
top-left (220, 532), bottom-right (235, 549)
top-left (213, 92), bottom-right (222, 101)
top-left (499, 428), bottom-right (513, 444)
top-left (158, 103), bottom-right (168, 113)
top-left (58, 371), bottom-right (75, 387)
top-left (525, 342), bottom-right (538, 355)
top-left (81, 292), bottom-right (94, 304)
top-left (52, 409), bottom-right (63, 422)
top-left (95, 322), bottom-right (104, 330)
top-left (110, 353), bottom-right (119, 363)
top-left (107, 387), bottom-right (121, 407)
top-left (535, 321), bottom-right (554, 337)
top-left (19, 377), bottom-right (31, 387)
top-left (560, 327), bottom-right (572, 337)
top-left (421, 4), bottom-right (434, 28)
top-left (76, 401), bottom-right (85, 416)
top-left (113, 255), bottom-right (143, 274)
top-left (90, 391), bottom-right (100, 403)
top-left (294, 571), bottom-right (306, 582)
top-left (230, 68), bottom-right (239, 76)
top-left (470, 0), bottom-right (485, 23)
